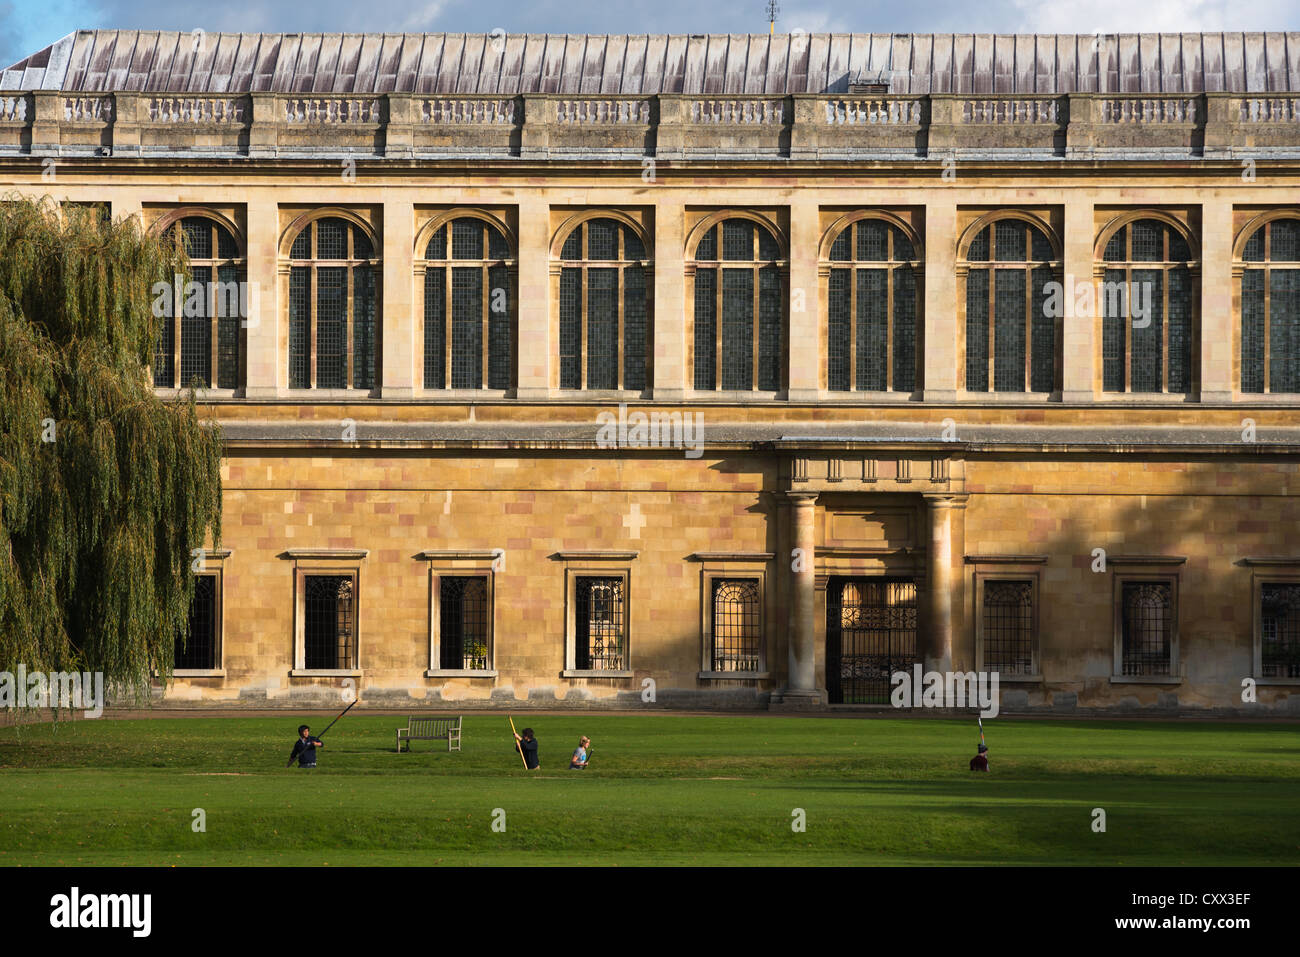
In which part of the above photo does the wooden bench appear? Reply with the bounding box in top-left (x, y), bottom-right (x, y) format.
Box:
top-left (396, 716), bottom-right (462, 753)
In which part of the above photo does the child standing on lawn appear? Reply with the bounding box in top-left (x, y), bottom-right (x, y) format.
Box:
top-left (569, 735), bottom-right (592, 769)
top-left (513, 727), bottom-right (540, 770)
top-left (287, 724), bottom-right (325, 768)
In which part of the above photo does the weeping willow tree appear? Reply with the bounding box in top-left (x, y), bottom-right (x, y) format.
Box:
top-left (0, 195), bottom-right (223, 703)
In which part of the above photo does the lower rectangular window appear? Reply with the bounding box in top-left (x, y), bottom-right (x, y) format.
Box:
top-left (576, 576), bottom-right (626, 670)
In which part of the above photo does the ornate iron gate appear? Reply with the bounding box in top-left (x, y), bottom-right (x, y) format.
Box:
top-left (827, 577), bottom-right (918, 704)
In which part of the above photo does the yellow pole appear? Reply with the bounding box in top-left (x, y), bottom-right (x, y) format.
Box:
top-left (508, 715), bottom-right (528, 770)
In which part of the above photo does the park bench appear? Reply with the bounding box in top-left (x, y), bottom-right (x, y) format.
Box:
top-left (396, 716), bottom-right (462, 753)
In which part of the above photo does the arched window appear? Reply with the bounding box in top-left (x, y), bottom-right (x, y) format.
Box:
top-left (963, 218), bottom-right (1057, 393)
top-left (557, 218), bottom-right (649, 391)
top-left (287, 216), bottom-right (379, 390)
top-left (1100, 218), bottom-right (1195, 394)
top-left (421, 217), bottom-right (514, 390)
top-left (691, 218), bottom-right (785, 392)
top-left (154, 215), bottom-right (245, 390)
top-left (825, 218), bottom-right (919, 393)
top-left (1241, 217), bottom-right (1300, 394)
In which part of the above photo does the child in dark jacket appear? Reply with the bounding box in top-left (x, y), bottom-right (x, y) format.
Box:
top-left (288, 724), bottom-right (324, 768)
top-left (513, 727), bottom-right (540, 770)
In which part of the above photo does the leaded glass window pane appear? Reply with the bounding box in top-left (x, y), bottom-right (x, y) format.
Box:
top-left (559, 268), bottom-right (581, 389)
top-left (587, 219), bottom-right (618, 260)
top-left (1030, 267), bottom-right (1055, 393)
top-left (353, 265), bottom-right (376, 390)
top-left (424, 268), bottom-right (446, 389)
top-left (452, 219), bottom-right (482, 260)
top-left (1262, 583), bottom-right (1300, 679)
top-left (425, 225), bottom-right (447, 260)
top-left (1130, 269), bottom-right (1163, 393)
top-left (827, 268), bottom-right (851, 391)
top-left (696, 226), bottom-right (717, 261)
top-left (965, 269), bottom-right (989, 391)
top-left (1102, 268), bottom-right (1126, 391)
top-left (623, 265), bottom-right (648, 392)
top-left (1167, 267), bottom-right (1192, 394)
top-left (722, 220), bottom-right (753, 261)
top-left (450, 267), bottom-right (483, 389)
top-left (893, 266), bottom-right (917, 393)
top-left (180, 264), bottom-right (211, 388)
top-left (693, 268), bottom-right (717, 390)
top-left (857, 220), bottom-right (888, 261)
top-left (721, 269), bottom-right (754, 390)
top-left (317, 218), bottom-right (348, 259)
top-left (488, 264), bottom-right (511, 391)
top-left (289, 267), bottom-right (309, 388)
top-left (587, 268), bottom-right (619, 389)
top-left (856, 269), bottom-right (888, 391)
top-left (968, 226), bottom-right (990, 262)
top-left (316, 266), bottom-right (347, 389)
top-left (994, 221), bottom-right (1025, 262)
top-left (758, 265), bottom-right (782, 391)
top-left (1270, 269), bottom-right (1300, 393)
top-left (993, 269), bottom-right (1025, 392)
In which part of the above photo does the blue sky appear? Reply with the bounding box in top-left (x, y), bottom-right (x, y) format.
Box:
top-left (4, 0), bottom-right (1299, 73)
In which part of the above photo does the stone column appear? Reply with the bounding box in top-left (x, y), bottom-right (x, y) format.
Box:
top-left (773, 491), bottom-right (825, 709)
top-left (652, 198), bottom-right (686, 399)
top-left (1200, 198), bottom-right (1233, 402)
top-left (1061, 197), bottom-right (1096, 402)
top-left (243, 198), bottom-right (280, 397)
top-left (786, 198), bottom-right (820, 401)
top-left (514, 195), bottom-right (550, 398)
top-left (923, 199), bottom-right (958, 401)
top-left (380, 198), bottom-right (415, 397)
top-left (923, 494), bottom-right (958, 673)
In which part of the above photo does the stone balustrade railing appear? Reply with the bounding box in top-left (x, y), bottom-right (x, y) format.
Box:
top-left (554, 98), bottom-right (651, 124)
top-left (148, 96), bottom-right (245, 123)
top-left (4, 91), bottom-right (1298, 159)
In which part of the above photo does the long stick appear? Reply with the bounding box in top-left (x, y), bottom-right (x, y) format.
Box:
top-left (317, 699), bottom-right (358, 740)
top-left (978, 716), bottom-right (985, 748)
top-left (508, 715), bottom-right (528, 770)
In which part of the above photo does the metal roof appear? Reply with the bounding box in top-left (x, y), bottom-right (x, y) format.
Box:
top-left (4, 31), bottom-right (1300, 94)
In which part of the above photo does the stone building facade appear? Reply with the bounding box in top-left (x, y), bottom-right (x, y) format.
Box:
top-left (4, 31), bottom-right (1300, 713)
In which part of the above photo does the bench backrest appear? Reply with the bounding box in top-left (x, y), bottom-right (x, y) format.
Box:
top-left (407, 717), bottom-right (461, 735)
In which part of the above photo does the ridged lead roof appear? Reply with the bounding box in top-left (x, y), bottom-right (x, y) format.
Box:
top-left (3, 30), bottom-right (1300, 94)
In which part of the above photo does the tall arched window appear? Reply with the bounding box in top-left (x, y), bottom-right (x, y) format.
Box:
top-left (1241, 217), bottom-right (1300, 394)
top-left (557, 217), bottom-right (649, 391)
top-left (825, 218), bottom-right (919, 393)
top-left (287, 216), bottom-right (379, 390)
top-left (1100, 218), bottom-right (1195, 394)
top-left (421, 217), bottom-right (514, 390)
top-left (691, 218), bottom-right (785, 392)
top-left (962, 217), bottom-right (1057, 393)
top-left (154, 215), bottom-right (245, 390)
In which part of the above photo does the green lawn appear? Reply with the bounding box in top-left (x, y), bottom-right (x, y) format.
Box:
top-left (1, 714), bottom-right (1297, 866)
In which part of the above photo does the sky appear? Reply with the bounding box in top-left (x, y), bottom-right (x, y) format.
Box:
top-left (3, 0), bottom-right (1299, 73)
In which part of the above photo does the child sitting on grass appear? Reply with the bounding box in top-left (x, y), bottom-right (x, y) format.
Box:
top-left (569, 735), bottom-right (592, 769)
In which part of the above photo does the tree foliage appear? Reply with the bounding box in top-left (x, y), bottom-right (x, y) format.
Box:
top-left (0, 195), bottom-right (223, 698)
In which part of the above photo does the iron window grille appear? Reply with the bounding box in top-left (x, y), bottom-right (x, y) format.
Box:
top-left (154, 216), bottom-right (245, 390)
top-left (439, 575), bottom-right (490, 670)
top-left (826, 218), bottom-right (920, 392)
top-left (175, 574), bottom-right (218, 670)
top-left (575, 576), bottom-right (626, 671)
top-left (1120, 581), bottom-right (1174, 676)
top-left (287, 217), bottom-right (379, 390)
top-left (557, 218), bottom-right (650, 391)
top-left (1261, 583), bottom-right (1300, 679)
top-left (963, 218), bottom-right (1058, 393)
top-left (421, 217), bottom-right (515, 390)
top-left (1241, 218), bottom-right (1300, 394)
top-left (1101, 219), bottom-right (1196, 394)
top-left (304, 574), bottom-right (357, 670)
top-left (711, 579), bottom-right (761, 672)
top-left (981, 579), bottom-right (1034, 675)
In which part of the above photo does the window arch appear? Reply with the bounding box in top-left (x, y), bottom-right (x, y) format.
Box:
top-left (823, 216), bottom-right (920, 393)
top-left (1239, 215), bottom-right (1300, 394)
top-left (153, 214), bottom-right (245, 390)
top-left (557, 217), bottom-right (650, 391)
top-left (419, 216), bottom-right (514, 391)
top-left (286, 215), bottom-right (380, 391)
top-left (690, 216), bottom-right (786, 393)
top-left (1099, 217), bottom-right (1196, 394)
top-left (961, 216), bottom-right (1058, 394)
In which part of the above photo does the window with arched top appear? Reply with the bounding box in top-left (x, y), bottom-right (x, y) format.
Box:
top-left (825, 218), bottom-right (919, 393)
top-left (1100, 218), bottom-right (1196, 394)
top-left (690, 218), bottom-right (785, 393)
top-left (421, 217), bottom-right (514, 391)
top-left (558, 218), bottom-right (650, 391)
top-left (962, 218), bottom-right (1058, 394)
top-left (154, 215), bottom-right (245, 390)
top-left (287, 216), bottom-right (379, 390)
top-left (1241, 217), bottom-right (1300, 394)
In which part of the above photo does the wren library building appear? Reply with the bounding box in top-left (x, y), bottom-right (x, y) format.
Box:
top-left (3, 30), bottom-right (1300, 714)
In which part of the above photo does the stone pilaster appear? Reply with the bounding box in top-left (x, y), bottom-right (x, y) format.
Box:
top-left (923, 493), bottom-right (967, 673)
top-left (771, 491), bottom-right (825, 709)
top-left (923, 198), bottom-right (958, 400)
